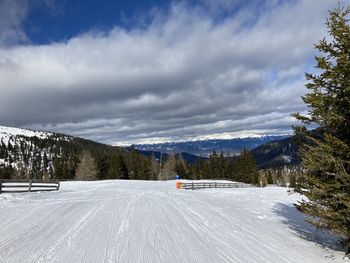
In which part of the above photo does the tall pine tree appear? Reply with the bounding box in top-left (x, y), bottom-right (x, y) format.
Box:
top-left (293, 5), bottom-right (350, 254)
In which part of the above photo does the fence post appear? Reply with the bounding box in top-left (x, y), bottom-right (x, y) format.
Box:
top-left (28, 180), bottom-right (32, 192)
top-left (57, 181), bottom-right (60, 191)
top-left (191, 182), bottom-right (194, 190)
top-left (0, 181), bottom-right (2, 194)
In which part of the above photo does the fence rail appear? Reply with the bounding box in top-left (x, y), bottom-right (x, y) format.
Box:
top-left (0, 180), bottom-right (60, 194)
top-left (178, 181), bottom-right (251, 190)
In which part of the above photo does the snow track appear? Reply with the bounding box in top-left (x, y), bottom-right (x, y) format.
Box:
top-left (0, 180), bottom-right (346, 262)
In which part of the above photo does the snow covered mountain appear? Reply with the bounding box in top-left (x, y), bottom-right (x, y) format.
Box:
top-left (134, 135), bottom-right (288, 157)
top-left (0, 125), bottom-right (74, 178)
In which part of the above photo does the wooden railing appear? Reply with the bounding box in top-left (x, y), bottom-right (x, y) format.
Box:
top-left (178, 181), bottom-right (251, 190)
top-left (0, 179), bottom-right (60, 194)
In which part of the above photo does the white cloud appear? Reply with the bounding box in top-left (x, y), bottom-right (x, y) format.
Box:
top-left (0, 0), bottom-right (28, 45)
top-left (0, 0), bottom-right (340, 144)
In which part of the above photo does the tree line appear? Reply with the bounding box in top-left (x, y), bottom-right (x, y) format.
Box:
top-left (160, 149), bottom-right (260, 185)
top-left (0, 135), bottom-right (159, 181)
top-left (1, 133), bottom-right (263, 185)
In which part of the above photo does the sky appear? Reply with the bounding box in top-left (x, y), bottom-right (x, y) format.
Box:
top-left (0, 0), bottom-right (343, 145)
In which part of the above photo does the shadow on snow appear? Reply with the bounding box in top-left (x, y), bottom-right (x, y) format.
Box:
top-left (273, 202), bottom-right (345, 253)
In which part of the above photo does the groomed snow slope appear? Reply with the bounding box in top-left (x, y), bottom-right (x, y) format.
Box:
top-left (0, 180), bottom-right (347, 263)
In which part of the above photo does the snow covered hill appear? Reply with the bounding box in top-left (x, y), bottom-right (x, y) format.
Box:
top-left (0, 125), bottom-right (72, 176)
top-left (0, 180), bottom-right (346, 262)
top-left (0, 126), bottom-right (53, 143)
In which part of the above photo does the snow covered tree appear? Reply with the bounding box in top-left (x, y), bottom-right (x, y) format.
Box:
top-left (293, 5), bottom-right (350, 254)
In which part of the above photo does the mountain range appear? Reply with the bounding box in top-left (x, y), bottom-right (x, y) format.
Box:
top-left (134, 135), bottom-right (288, 157)
top-left (0, 125), bottom-right (300, 178)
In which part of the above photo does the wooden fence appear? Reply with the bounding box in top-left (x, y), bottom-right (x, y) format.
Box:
top-left (0, 179), bottom-right (60, 194)
top-left (178, 181), bottom-right (251, 190)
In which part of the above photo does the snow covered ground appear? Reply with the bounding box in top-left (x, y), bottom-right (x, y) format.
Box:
top-left (0, 180), bottom-right (347, 263)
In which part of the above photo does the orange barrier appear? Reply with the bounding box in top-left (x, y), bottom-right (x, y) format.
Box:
top-left (176, 181), bottom-right (183, 189)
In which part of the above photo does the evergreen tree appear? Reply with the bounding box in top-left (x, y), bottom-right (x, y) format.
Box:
top-left (266, 170), bottom-right (274, 184)
top-left (292, 6), bottom-right (350, 254)
top-left (150, 154), bottom-right (159, 180)
top-left (96, 155), bottom-right (110, 180)
top-left (139, 158), bottom-right (151, 180)
top-left (52, 157), bottom-right (64, 180)
top-left (218, 151), bottom-right (226, 179)
top-left (128, 148), bottom-right (141, 180)
top-left (234, 149), bottom-right (259, 185)
top-left (0, 166), bottom-right (15, 179)
top-left (208, 151), bottom-right (218, 179)
top-left (116, 155), bottom-right (129, 180)
top-left (175, 154), bottom-right (189, 179)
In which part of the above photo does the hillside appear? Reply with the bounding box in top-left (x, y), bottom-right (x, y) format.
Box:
top-left (0, 126), bottom-right (157, 181)
top-left (0, 180), bottom-right (345, 262)
top-left (251, 136), bottom-right (300, 168)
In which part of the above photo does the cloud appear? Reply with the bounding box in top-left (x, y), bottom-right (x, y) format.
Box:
top-left (0, 0), bottom-right (339, 144)
top-left (0, 0), bottom-right (28, 45)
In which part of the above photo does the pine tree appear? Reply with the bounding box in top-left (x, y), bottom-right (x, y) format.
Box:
top-left (218, 151), bottom-right (226, 179)
top-left (175, 154), bottom-right (188, 179)
top-left (234, 149), bottom-right (259, 185)
top-left (292, 5), bottom-right (350, 254)
top-left (128, 148), bottom-right (141, 180)
top-left (52, 157), bottom-right (63, 180)
top-left (266, 170), bottom-right (274, 184)
top-left (117, 155), bottom-right (129, 180)
top-left (208, 151), bottom-right (218, 179)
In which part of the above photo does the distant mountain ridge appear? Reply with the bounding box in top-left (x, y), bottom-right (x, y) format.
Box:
top-left (251, 136), bottom-right (300, 168)
top-left (134, 134), bottom-right (302, 169)
top-left (133, 149), bottom-right (207, 165)
top-left (134, 135), bottom-right (288, 157)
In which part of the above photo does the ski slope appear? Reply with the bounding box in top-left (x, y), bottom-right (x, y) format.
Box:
top-left (0, 180), bottom-right (347, 263)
